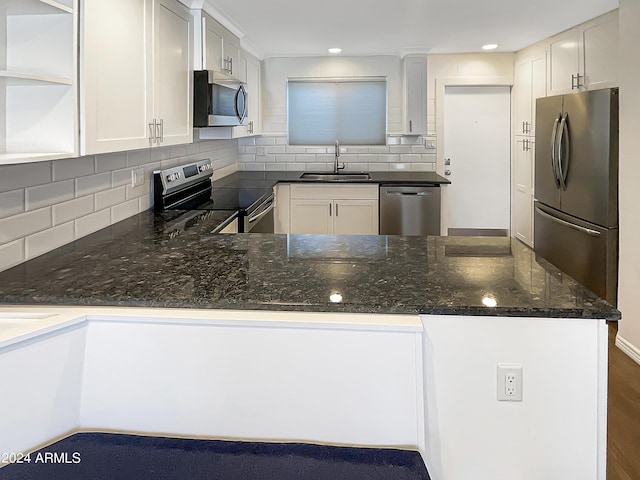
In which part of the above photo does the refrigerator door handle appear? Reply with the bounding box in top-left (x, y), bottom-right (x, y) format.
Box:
top-left (550, 115), bottom-right (561, 187)
top-left (556, 113), bottom-right (570, 191)
top-left (535, 205), bottom-right (601, 237)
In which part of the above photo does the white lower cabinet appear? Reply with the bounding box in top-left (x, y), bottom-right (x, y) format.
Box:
top-left (288, 184), bottom-right (379, 235)
top-left (81, 0), bottom-right (192, 155)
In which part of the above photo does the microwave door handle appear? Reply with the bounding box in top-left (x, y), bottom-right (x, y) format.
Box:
top-left (557, 113), bottom-right (570, 191)
top-left (234, 85), bottom-right (248, 124)
top-left (550, 115), bottom-right (561, 188)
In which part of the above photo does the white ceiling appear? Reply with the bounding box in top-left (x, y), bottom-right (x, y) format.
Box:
top-left (190, 0), bottom-right (619, 58)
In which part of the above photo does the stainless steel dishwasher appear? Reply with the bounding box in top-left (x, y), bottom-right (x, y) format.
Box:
top-left (379, 185), bottom-right (441, 235)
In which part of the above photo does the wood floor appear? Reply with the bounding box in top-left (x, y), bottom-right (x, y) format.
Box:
top-left (607, 321), bottom-right (640, 480)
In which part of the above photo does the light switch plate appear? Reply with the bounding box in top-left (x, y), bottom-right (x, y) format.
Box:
top-left (131, 168), bottom-right (145, 188)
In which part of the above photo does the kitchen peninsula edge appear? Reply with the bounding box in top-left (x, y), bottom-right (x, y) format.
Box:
top-left (0, 209), bottom-right (614, 480)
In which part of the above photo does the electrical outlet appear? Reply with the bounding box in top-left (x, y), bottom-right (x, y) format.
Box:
top-left (131, 168), bottom-right (145, 188)
top-left (257, 147), bottom-right (267, 156)
top-left (497, 365), bottom-right (523, 401)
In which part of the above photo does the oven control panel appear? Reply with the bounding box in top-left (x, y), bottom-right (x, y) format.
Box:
top-left (154, 159), bottom-right (214, 194)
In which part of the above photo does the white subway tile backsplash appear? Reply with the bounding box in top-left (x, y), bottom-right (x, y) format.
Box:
top-left (0, 190), bottom-right (25, 219)
top-left (402, 154), bottom-right (422, 163)
top-left (266, 146), bottom-right (286, 154)
top-left (0, 138), bottom-right (241, 272)
top-left (285, 146), bottom-right (306, 154)
top-left (151, 146), bottom-right (174, 162)
top-left (305, 163), bottom-right (330, 172)
top-left (76, 172), bottom-right (112, 197)
top-left (26, 180), bottom-right (74, 211)
top-left (305, 147), bottom-right (327, 154)
top-left (275, 154), bottom-right (294, 163)
top-left (295, 154), bottom-right (316, 163)
top-left (379, 154), bottom-right (400, 163)
top-left (53, 196), bottom-right (94, 225)
top-left (344, 146), bottom-right (369, 154)
top-left (389, 146), bottom-right (412, 154)
top-left (389, 163), bottom-right (409, 171)
top-left (344, 163), bottom-right (368, 172)
top-left (126, 182), bottom-right (147, 200)
top-left (0, 207), bottom-right (51, 244)
top-left (256, 137), bottom-right (276, 146)
top-left (95, 186), bottom-right (127, 211)
top-left (243, 163), bottom-right (266, 171)
top-left (238, 137), bottom-right (256, 147)
top-left (53, 157), bottom-right (95, 181)
top-left (421, 154), bottom-right (437, 163)
top-left (0, 239), bottom-right (25, 271)
top-left (368, 146), bottom-right (388, 153)
top-left (285, 163), bottom-right (305, 171)
top-left (96, 152), bottom-right (127, 173)
top-left (26, 222), bottom-right (75, 259)
top-left (112, 199), bottom-right (139, 223)
top-left (274, 136), bottom-right (288, 145)
top-left (357, 154), bottom-right (378, 164)
top-left (126, 149), bottom-right (152, 167)
top-left (0, 162), bottom-right (52, 191)
top-left (367, 163), bottom-right (389, 172)
top-left (410, 163), bottom-right (435, 172)
top-left (75, 209), bottom-right (111, 238)
top-left (265, 163), bottom-right (287, 171)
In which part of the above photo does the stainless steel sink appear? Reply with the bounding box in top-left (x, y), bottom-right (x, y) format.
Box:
top-left (299, 173), bottom-right (371, 181)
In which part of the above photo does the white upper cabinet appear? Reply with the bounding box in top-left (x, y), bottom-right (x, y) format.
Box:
top-left (547, 9), bottom-right (618, 95)
top-left (195, 10), bottom-right (240, 80)
top-left (514, 54), bottom-right (546, 136)
top-left (0, 0), bottom-right (78, 164)
top-left (403, 55), bottom-right (427, 135)
top-left (81, 0), bottom-right (192, 155)
top-left (153, 0), bottom-right (193, 147)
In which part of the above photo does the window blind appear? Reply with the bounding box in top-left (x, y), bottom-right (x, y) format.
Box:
top-left (287, 78), bottom-right (387, 145)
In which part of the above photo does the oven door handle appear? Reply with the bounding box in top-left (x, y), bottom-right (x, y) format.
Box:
top-left (248, 197), bottom-right (274, 224)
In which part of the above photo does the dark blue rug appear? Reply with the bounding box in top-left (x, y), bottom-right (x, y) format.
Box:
top-left (0, 433), bottom-right (430, 480)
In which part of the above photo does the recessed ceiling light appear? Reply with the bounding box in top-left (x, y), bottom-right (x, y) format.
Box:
top-left (482, 44), bottom-right (498, 51)
top-left (328, 47), bottom-right (342, 54)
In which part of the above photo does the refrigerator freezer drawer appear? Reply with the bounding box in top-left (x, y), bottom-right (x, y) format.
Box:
top-left (534, 203), bottom-right (618, 305)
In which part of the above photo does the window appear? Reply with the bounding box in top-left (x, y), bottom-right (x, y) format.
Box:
top-left (287, 78), bottom-right (387, 145)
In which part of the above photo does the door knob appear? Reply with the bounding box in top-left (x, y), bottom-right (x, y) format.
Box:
top-left (444, 169), bottom-right (451, 176)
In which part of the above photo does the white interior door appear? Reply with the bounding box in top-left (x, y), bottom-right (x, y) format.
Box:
top-left (444, 85), bottom-right (511, 234)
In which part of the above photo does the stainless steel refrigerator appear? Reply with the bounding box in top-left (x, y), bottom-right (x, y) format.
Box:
top-left (534, 88), bottom-right (618, 305)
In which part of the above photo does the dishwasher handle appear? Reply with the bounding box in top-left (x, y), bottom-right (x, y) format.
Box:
top-left (385, 191), bottom-right (434, 196)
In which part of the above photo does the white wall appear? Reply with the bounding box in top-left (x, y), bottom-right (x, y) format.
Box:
top-left (262, 56), bottom-right (404, 134)
top-left (617, 0), bottom-right (640, 362)
top-left (0, 326), bottom-right (87, 455)
top-left (238, 53), bottom-right (513, 173)
top-left (0, 140), bottom-right (239, 272)
top-left (421, 315), bottom-right (608, 480)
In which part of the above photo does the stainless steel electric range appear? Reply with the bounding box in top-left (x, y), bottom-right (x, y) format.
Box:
top-left (153, 159), bottom-right (274, 233)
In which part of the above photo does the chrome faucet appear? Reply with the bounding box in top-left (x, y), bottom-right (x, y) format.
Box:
top-left (334, 140), bottom-right (345, 174)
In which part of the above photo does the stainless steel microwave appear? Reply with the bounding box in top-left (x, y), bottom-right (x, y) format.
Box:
top-left (194, 70), bottom-right (248, 127)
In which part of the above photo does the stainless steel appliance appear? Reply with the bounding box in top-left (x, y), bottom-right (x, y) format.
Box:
top-left (379, 185), bottom-right (441, 236)
top-left (534, 88), bottom-right (618, 305)
top-left (153, 160), bottom-right (274, 233)
top-left (194, 71), bottom-right (248, 127)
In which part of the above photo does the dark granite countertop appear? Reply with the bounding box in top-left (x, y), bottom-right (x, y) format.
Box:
top-left (0, 211), bottom-right (619, 320)
top-left (213, 171), bottom-right (450, 189)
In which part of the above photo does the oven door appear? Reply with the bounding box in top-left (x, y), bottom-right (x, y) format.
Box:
top-left (245, 193), bottom-right (274, 233)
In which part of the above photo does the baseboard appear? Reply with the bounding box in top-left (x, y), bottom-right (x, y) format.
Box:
top-left (615, 334), bottom-right (640, 366)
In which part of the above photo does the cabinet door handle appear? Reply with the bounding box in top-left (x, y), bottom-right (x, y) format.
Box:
top-left (335, 203), bottom-right (339, 216)
top-left (329, 203), bottom-right (332, 216)
top-left (155, 119), bottom-right (164, 143)
top-left (149, 119), bottom-right (157, 144)
top-left (409, 120), bottom-right (413, 132)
